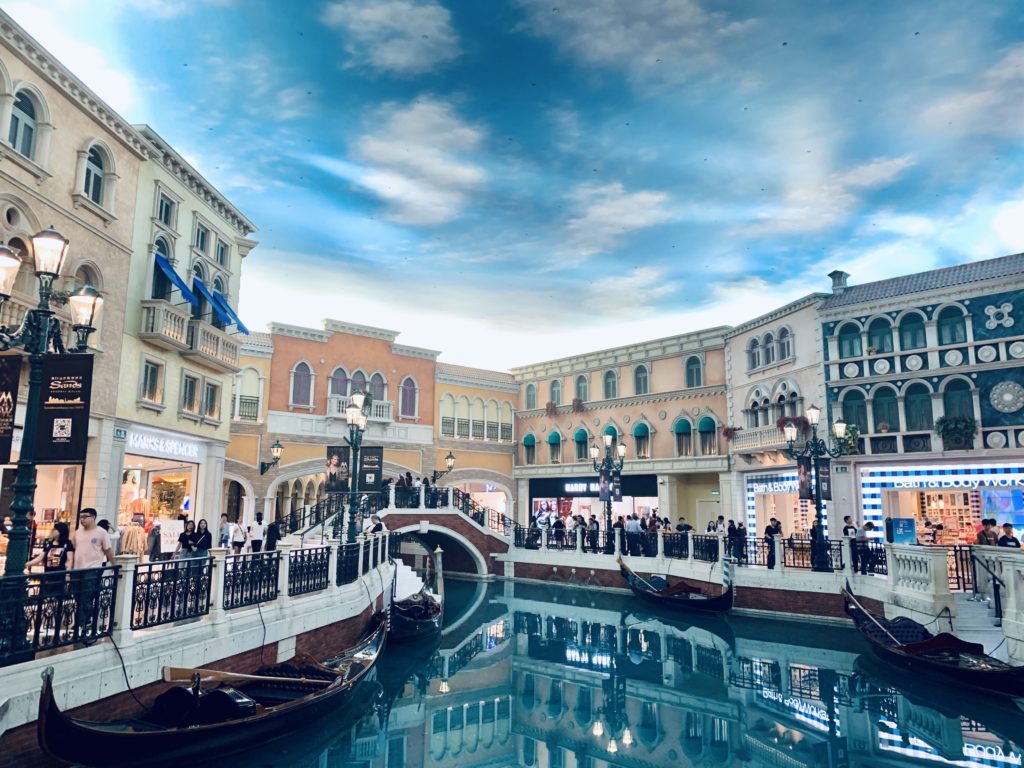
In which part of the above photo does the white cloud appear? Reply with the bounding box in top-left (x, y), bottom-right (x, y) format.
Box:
top-left (745, 155), bottom-right (915, 236)
top-left (992, 200), bottom-right (1024, 253)
top-left (321, 0), bottom-right (460, 76)
top-left (354, 98), bottom-right (486, 225)
top-left (583, 267), bottom-right (677, 313)
top-left (515, 0), bottom-right (754, 85)
top-left (860, 211), bottom-right (940, 238)
top-left (205, 50), bottom-right (313, 122)
top-left (921, 45), bottom-right (1024, 137)
top-left (565, 182), bottom-right (673, 257)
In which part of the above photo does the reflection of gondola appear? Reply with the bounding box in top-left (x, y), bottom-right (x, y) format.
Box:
top-left (38, 614), bottom-right (387, 768)
top-left (851, 654), bottom-right (1024, 748)
top-left (843, 584), bottom-right (1024, 697)
top-left (625, 611), bottom-right (736, 653)
top-left (618, 558), bottom-right (733, 614)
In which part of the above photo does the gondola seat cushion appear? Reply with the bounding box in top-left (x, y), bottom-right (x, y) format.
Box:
top-left (195, 688), bottom-right (258, 724)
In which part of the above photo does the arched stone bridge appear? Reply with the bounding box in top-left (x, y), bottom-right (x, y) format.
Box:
top-left (380, 508), bottom-right (510, 579)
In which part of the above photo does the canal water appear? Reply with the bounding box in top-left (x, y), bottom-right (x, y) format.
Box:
top-left (50, 579), bottom-right (1024, 767)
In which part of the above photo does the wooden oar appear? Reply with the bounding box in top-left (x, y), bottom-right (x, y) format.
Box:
top-left (162, 666), bottom-right (335, 687)
top-left (842, 588), bottom-right (901, 646)
top-left (617, 557), bottom-right (660, 593)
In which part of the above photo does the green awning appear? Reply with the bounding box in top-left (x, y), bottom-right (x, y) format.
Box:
top-left (574, 428), bottom-right (589, 442)
top-left (547, 432), bottom-right (561, 444)
top-left (633, 422), bottom-right (650, 438)
top-left (673, 419), bottom-right (691, 434)
top-left (698, 417), bottom-right (717, 433)
top-left (523, 434), bottom-right (536, 446)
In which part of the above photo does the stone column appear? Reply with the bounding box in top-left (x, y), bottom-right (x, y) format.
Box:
top-left (575, 527), bottom-right (583, 554)
top-left (656, 528), bottom-right (664, 559)
top-left (541, 527), bottom-right (549, 551)
top-left (111, 554), bottom-right (138, 646)
top-left (276, 542), bottom-right (293, 607)
top-left (686, 530), bottom-right (694, 561)
top-left (774, 534), bottom-right (785, 573)
top-left (327, 539), bottom-right (340, 590)
top-left (358, 534), bottom-right (367, 574)
top-left (208, 547), bottom-right (229, 622)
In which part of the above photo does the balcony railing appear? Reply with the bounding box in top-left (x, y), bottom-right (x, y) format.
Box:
top-left (326, 394), bottom-right (394, 423)
top-left (233, 395), bottom-right (260, 421)
top-left (139, 299), bottom-right (191, 351)
top-left (183, 319), bottom-right (240, 373)
top-left (729, 425), bottom-right (788, 452)
top-left (132, 558), bottom-right (213, 629)
top-left (223, 551), bottom-right (280, 610)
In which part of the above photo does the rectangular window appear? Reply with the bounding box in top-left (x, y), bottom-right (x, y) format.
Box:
top-left (215, 240), bottom-right (228, 265)
top-left (549, 442), bottom-right (561, 464)
top-left (195, 223), bottom-right (209, 253)
top-left (181, 374), bottom-right (199, 413)
top-left (636, 435), bottom-right (650, 459)
top-left (158, 195), bottom-right (175, 226)
top-left (575, 440), bottom-right (588, 462)
top-left (141, 361), bottom-right (163, 403)
top-left (525, 444), bottom-right (536, 465)
top-left (202, 381), bottom-right (221, 419)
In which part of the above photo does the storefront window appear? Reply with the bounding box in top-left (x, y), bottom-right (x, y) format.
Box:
top-left (942, 379), bottom-right (973, 418)
top-left (871, 386), bottom-right (899, 432)
top-left (905, 383), bottom-right (933, 430)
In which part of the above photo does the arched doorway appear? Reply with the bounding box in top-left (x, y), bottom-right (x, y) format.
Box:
top-left (225, 480), bottom-right (244, 523)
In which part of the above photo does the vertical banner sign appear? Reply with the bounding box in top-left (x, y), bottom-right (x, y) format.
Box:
top-left (598, 470), bottom-right (610, 501)
top-left (797, 456), bottom-right (813, 500)
top-left (36, 355), bottom-right (93, 464)
top-left (818, 458), bottom-right (833, 501)
top-left (359, 446), bottom-right (383, 495)
top-left (325, 445), bottom-right (350, 493)
top-left (612, 470), bottom-right (623, 502)
top-left (0, 356), bottom-right (21, 464)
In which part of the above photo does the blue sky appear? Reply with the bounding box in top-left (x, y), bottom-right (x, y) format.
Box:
top-left (8, 1), bottom-right (1024, 369)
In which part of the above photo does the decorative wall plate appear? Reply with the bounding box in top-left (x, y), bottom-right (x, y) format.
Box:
top-left (976, 345), bottom-right (997, 363)
top-left (986, 431), bottom-right (1007, 449)
top-left (943, 349), bottom-right (964, 366)
top-left (990, 381), bottom-right (1024, 414)
top-left (658, 410), bottom-right (667, 420)
top-left (873, 359), bottom-right (890, 375)
top-left (843, 362), bottom-right (860, 377)
top-left (904, 355), bottom-right (923, 371)
top-left (623, 415), bottom-right (631, 424)
top-left (1010, 341), bottom-right (1024, 359)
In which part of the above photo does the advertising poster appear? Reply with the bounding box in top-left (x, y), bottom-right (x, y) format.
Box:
top-left (325, 445), bottom-right (351, 493)
top-left (797, 456), bottom-right (813, 500)
top-left (160, 517), bottom-right (185, 554)
top-left (612, 470), bottom-right (623, 502)
top-left (891, 517), bottom-right (917, 544)
top-left (36, 355), bottom-right (93, 464)
top-left (359, 446), bottom-right (383, 494)
top-left (818, 459), bottom-right (832, 501)
top-left (598, 470), bottom-right (610, 501)
top-left (0, 355), bottom-right (20, 464)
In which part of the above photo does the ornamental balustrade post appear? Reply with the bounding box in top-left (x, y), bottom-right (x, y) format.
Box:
top-left (327, 539), bottom-right (341, 591)
top-left (716, 532), bottom-right (725, 564)
top-left (613, 527), bottom-right (621, 557)
top-left (383, 531), bottom-right (391, 564)
top-left (276, 542), bottom-right (294, 606)
top-left (773, 535), bottom-right (785, 574)
top-left (209, 547), bottom-right (229, 622)
top-left (447, 487), bottom-right (454, 507)
top-left (656, 529), bottom-right (664, 560)
top-left (111, 554), bottom-right (138, 647)
top-left (686, 530), bottom-right (694, 561)
top-left (842, 536), bottom-right (855, 579)
top-left (357, 534), bottom-right (367, 575)
top-left (575, 528), bottom-right (583, 554)
top-left (389, 483), bottom-right (396, 509)
top-left (884, 542), bottom-right (897, 593)
top-left (541, 527), bottom-right (549, 551)
top-left (420, 485), bottom-right (426, 508)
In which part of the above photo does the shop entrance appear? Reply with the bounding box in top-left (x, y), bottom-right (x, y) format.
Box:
top-left (119, 455), bottom-right (197, 527)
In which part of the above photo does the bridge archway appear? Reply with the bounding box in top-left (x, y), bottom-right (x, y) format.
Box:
top-left (391, 523), bottom-right (490, 578)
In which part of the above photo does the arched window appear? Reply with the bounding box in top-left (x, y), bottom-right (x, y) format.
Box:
top-left (210, 277), bottom-right (227, 330)
top-left (747, 339), bottom-right (761, 370)
top-left (937, 307), bottom-right (967, 345)
top-left (905, 383), bottom-right (933, 431)
top-left (838, 323), bottom-right (862, 358)
top-left (190, 263), bottom-right (207, 321)
top-left (603, 425), bottom-right (618, 443)
top-left (673, 419), bottom-right (692, 456)
top-left (525, 383), bottom-right (536, 410)
top-left (500, 401), bottom-right (513, 441)
top-left (523, 433), bottom-right (536, 465)
top-left (400, 376), bottom-right (417, 417)
top-left (574, 428), bottom-right (589, 461)
top-left (350, 370), bottom-right (367, 395)
top-left (867, 318), bottom-right (893, 353)
top-left (603, 371), bottom-right (617, 399)
top-left (575, 375), bottom-right (588, 402)
top-left (841, 390), bottom-right (868, 432)
top-left (84, 147), bottom-right (104, 205)
top-left (777, 328), bottom-right (792, 360)
top-left (686, 357), bottom-right (702, 388)
top-left (550, 379), bottom-right (561, 406)
top-left (9, 91), bottom-right (37, 159)
top-left (871, 386), bottom-right (899, 432)
top-left (787, 391), bottom-right (800, 418)
top-left (329, 367), bottom-right (349, 396)
top-left (634, 365), bottom-right (649, 395)
top-left (151, 238), bottom-right (172, 301)
top-left (899, 314), bottom-right (926, 350)
top-left (547, 431), bottom-right (561, 463)
top-left (697, 417), bottom-right (717, 455)
top-left (746, 402), bottom-right (759, 428)
top-left (369, 372), bottom-right (386, 401)
top-left (234, 367), bottom-right (262, 421)
top-left (943, 379), bottom-right (973, 419)
top-left (290, 362), bottom-right (313, 407)
top-left (633, 422), bottom-right (650, 458)
top-left (763, 333), bottom-right (775, 365)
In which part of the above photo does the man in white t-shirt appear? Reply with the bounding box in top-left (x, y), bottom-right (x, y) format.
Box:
top-left (73, 508), bottom-right (113, 570)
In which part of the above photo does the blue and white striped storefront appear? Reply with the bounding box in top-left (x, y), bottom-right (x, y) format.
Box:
top-left (743, 470), bottom-right (829, 535)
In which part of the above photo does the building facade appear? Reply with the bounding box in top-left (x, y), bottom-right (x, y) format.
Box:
top-left (820, 257), bottom-right (1024, 540)
top-left (511, 329), bottom-right (732, 530)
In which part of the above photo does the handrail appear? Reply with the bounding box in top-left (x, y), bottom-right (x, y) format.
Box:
top-left (970, 552), bottom-right (1006, 587)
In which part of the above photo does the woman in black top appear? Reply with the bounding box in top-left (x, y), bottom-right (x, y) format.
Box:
top-left (26, 522), bottom-right (75, 572)
top-left (193, 519), bottom-right (212, 558)
top-left (174, 520), bottom-right (196, 559)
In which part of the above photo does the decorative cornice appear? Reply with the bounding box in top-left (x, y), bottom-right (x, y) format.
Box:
top-left (515, 385), bottom-right (727, 419)
top-left (817, 279), bottom-right (1017, 321)
top-left (392, 343), bottom-right (440, 361)
top-left (436, 372), bottom-right (519, 393)
top-left (0, 12), bottom-right (150, 160)
top-left (724, 293), bottom-right (827, 338)
top-left (134, 125), bottom-right (257, 237)
top-left (322, 318), bottom-right (399, 342)
top-left (269, 323), bottom-right (330, 343)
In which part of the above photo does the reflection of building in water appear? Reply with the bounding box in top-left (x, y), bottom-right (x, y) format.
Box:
top-left (339, 584), bottom-right (1021, 768)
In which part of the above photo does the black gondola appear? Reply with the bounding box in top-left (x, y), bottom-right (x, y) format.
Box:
top-left (391, 584), bottom-right (443, 642)
top-left (842, 584), bottom-right (1024, 698)
top-left (37, 613), bottom-right (388, 768)
top-left (617, 557), bottom-right (734, 614)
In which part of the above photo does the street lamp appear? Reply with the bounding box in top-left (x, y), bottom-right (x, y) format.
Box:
top-left (345, 390), bottom-right (372, 543)
top-left (259, 439), bottom-right (284, 475)
top-left (590, 433), bottom-right (626, 552)
top-left (591, 655), bottom-right (632, 755)
top-left (432, 451), bottom-right (455, 482)
top-left (784, 404), bottom-right (847, 572)
top-left (0, 228), bottom-right (103, 576)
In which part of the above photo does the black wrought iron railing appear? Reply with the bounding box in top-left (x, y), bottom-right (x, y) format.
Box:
top-left (545, 528), bottom-right (577, 551)
top-left (337, 541), bottom-right (361, 586)
top-left (288, 546), bottom-right (331, 596)
top-left (223, 551), bottom-right (280, 610)
top-left (692, 534), bottom-right (720, 563)
top-left (781, 539), bottom-right (844, 571)
top-left (949, 545), bottom-right (974, 591)
top-left (1, 567), bottom-right (118, 667)
top-left (851, 540), bottom-right (888, 576)
top-left (971, 553), bottom-right (1004, 622)
top-left (730, 657), bottom-right (783, 690)
top-left (132, 558), bottom-right (212, 630)
top-left (742, 539), bottom-right (771, 567)
top-left (582, 528), bottom-right (613, 554)
top-left (452, 488), bottom-right (515, 535)
top-left (663, 532), bottom-right (689, 559)
top-left (515, 525), bottom-right (541, 549)
top-left (388, 531), bottom-right (405, 560)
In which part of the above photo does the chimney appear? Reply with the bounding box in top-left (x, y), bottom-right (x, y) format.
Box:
top-left (828, 270), bottom-right (850, 294)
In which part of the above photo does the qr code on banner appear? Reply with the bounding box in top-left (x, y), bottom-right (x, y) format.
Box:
top-left (53, 419), bottom-right (72, 439)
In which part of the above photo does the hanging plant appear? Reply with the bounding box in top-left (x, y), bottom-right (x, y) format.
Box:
top-left (775, 415), bottom-right (810, 433)
top-left (571, 397), bottom-right (584, 413)
top-left (839, 423), bottom-right (861, 454)
top-left (722, 426), bottom-right (739, 441)
top-left (934, 416), bottom-right (977, 450)
top-left (545, 401), bottom-right (558, 417)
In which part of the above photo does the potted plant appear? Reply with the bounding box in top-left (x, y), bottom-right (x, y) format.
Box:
top-left (877, 421), bottom-right (890, 433)
top-left (934, 415), bottom-right (977, 450)
top-left (545, 401), bottom-right (558, 417)
top-left (775, 415), bottom-right (811, 433)
top-left (722, 426), bottom-right (739, 442)
top-left (839, 423), bottom-right (861, 454)
top-left (571, 397), bottom-right (584, 413)
top-left (866, 345), bottom-right (878, 356)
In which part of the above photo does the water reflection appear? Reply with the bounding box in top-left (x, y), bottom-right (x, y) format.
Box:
top-left (321, 580), bottom-right (1022, 768)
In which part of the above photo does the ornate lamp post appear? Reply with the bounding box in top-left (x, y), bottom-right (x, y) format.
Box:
top-left (432, 451), bottom-right (455, 482)
top-left (259, 439), bottom-right (284, 475)
top-left (784, 404), bottom-right (847, 572)
top-left (592, 656), bottom-right (633, 755)
top-left (344, 391), bottom-right (372, 543)
top-left (0, 228), bottom-right (103, 576)
top-left (590, 433), bottom-right (626, 552)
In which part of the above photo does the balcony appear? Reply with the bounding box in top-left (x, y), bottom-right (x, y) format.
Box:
top-left (139, 299), bottom-right (190, 352)
top-left (326, 393), bottom-right (393, 423)
top-left (182, 319), bottom-right (240, 373)
top-left (729, 425), bottom-right (788, 453)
